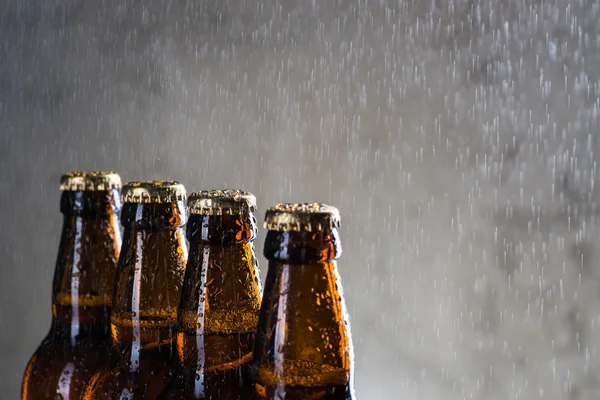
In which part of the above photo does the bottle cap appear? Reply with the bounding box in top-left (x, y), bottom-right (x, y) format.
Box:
top-left (187, 189), bottom-right (256, 215)
top-left (264, 203), bottom-right (341, 232)
top-left (121, 180), bottom-right (186, 203)
top-left (60, 171), bottom-right (122, 191)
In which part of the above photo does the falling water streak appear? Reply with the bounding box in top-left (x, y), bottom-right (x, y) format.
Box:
top-left (130, 229), bottom-right (144, 373)
top-left (194, 247), bottom-right (210, 399)
top-left (70, 218), bottom-right (83, 345)
top-left (57, 363), bottom-right (75, 398)
top-left (273, 265), bottom-right (290, 393)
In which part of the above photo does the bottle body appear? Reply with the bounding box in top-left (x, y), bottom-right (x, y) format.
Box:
top-left (83, 197), bottom-right (188, 399)
top-left (253, 229), bottom-right (355, 400)
top-left (159, 210), bottom-right (262, 400)
top-left (22, 187), bottom-right (122, 400)
top-left (21, 318), bottom-right (113, 400)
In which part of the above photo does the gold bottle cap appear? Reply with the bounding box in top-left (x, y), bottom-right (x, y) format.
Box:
top-left (60, 171), bottom-right (122, 191)
top-left (121, 180), bottom-right (187, 203)
top-left (264, 203), bottom-right (341, 232)
top-left (187, 189), bottom-right (257, 215)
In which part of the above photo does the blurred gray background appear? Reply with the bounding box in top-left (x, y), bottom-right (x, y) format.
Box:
top-left (2, 0), bottom-right (600, 399)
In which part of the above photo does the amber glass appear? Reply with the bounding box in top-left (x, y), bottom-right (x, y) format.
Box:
top-left (21, 189), bottom-right (122, 400)
top-left (82, 200), bottom-right (188, 399)
top-left (253, 229), bottom-right (355, 400)
top-left (158, 212), bottom-right (262, 399)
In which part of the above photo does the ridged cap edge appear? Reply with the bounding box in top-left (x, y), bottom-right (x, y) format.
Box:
top-left (264, 203), bottom-right (340, 232)
top-left (60, 171), bottom-right (122, 191)
top-left (188, 189), bottom-right (257, 215)
top-left (122, 180), bottom-right (186, 203)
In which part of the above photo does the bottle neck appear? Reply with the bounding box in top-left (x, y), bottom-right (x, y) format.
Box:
top-left (51, 192), bottom-right (121, 344)
top-left (253, 229), bottom-right (353, 390)
top-left (111, 203), bottom-right (188, 371)
top-left (263, 230), bottom-right (342, 264)
top-left (176, 240), bottom-right (261, 369)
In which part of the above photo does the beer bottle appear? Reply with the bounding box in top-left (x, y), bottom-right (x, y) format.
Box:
top-left (158, 189), bottom-right (262, 399)
top-left (82, 180), bottom-right (188, 399)
top-left (253, 203), bottom-right (355, 400)
top-left (21, 171), bottom-right (123, 400)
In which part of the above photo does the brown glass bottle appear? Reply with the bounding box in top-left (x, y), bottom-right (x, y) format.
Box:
top-left (252, 203), bottom-right (355, 400)
top-left (82, 181), bottom-right (188, 399)
top-left (158, 190), bottom-right (263, 400)
top-left (21, 171), bottom-right (123, 400)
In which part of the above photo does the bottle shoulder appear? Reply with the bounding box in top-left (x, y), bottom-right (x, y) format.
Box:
top-left (21, 341), bottom-right (111, 400)
top-left (26, 333), bottom-right (111, 359)
top-left (82, 361), bottom-right (173, 399)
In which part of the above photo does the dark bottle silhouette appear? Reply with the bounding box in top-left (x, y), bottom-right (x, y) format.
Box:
top-left (82, 181), bottom-right (188, 399)
top-left (21, 171), bottom-right (123, 400)
top-left (252, 203), bottom-right (355, 400)
top-left (158, 189), bottom-right (263, 399)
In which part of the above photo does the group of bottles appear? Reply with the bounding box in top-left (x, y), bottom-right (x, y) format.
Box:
top-left (21, 171), bottom-right (355, 400)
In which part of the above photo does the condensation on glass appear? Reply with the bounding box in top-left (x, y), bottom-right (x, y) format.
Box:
top-left (21, 171), bottom-right (123, 400)
top-left (253, 203), bottom-right (356, 400)
top-left (158, 189), bottom-right (262, 400)
top-left (82, 181), bottom-right (188, 399)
